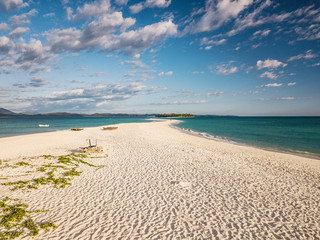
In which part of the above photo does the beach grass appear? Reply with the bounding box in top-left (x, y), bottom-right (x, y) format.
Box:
top-left (0, 153), bottom-right (106, 239)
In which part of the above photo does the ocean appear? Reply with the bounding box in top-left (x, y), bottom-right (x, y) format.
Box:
top-left (0, 116), bottom-right (319, 158)
top-left (176, 117), bottom-right (320, 157)
top-left (0, 117), bottom-right (150, 138)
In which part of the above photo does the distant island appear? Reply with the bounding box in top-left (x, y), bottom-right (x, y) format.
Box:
top-left (156, 113), bottom-right (195, 118)
top-left (0, 108), bottom-right (236, 118)
top-left (0, 108), bottom-right (155, 119)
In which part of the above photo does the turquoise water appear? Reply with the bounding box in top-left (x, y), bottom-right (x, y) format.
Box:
top-left (176, 117), bottom-right (320, 157)
top-left (1, 117), bottom-right (320, 157)
top-left (0, 117), bottom-right (150, 137)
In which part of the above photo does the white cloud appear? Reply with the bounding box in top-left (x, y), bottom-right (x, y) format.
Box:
top-left (259, 71), bottom-right (278, 80)
top-left (206, 91), bottom-right (224, 96)
top-left (121, 60), bottom-right (147, 68)
top-left (201, 37), bottom-right (226, 46)
top-left (253, 29), bottom-right (270, 38)
top-left (0, 0), bottom-right (28, 13)
top-left (130, 0), bottom-right (171, 14)
top-left (260, 83), bottom-right (282, 87)
top-left (204, 46), bottom-right (212, 50)
top-left (19, 83), bottom-right (162, 110)
top-left (43, 12), bottom-right (55, 18)
top-left (72, 0), bottom-right (111, 20)
top-left (47, 19), bottom-right (177, 55)
top-left (0, 36), bottom-right (14, 53)
top-left (278, 97), bottom-right (294, 100)
top-left (9, 9), bottom-right (38, 27)
top-left (0, 23), bottom-right (9, 31)
top-left (9, 27), bottom-right (29, 38)
top-left (312, 62), bottom-right (320, 67)
top-left (257, 59), bottom-right (287, 70)
top-left (288, 50), bottom-right (317, 61)
top-left (190, 0), bottom-right (254, 33)
top-left (129, 3), bottom-right (144, 14)
top-left (158, 71), bottom-right (173, 76)
top-left (214, 63), bottom-right (238, 75)
top-left (287, 82), bottom-right (296, 86)
top-left (226, 0), bottom-right (276, 36)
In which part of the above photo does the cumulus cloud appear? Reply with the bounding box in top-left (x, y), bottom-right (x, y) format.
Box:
top-left (214, 63), bottom-right (238, 75)
top-left (189, 0), bottom-right (254, 33)
top-left (9, 27), bottom-right (29, 38)
top-left (72, 0), bottom-right (111, 20)
top-left (0, 23), bottom-right (9, 31)
top-left (18, 83), bottom-right (162, 109)
top-left (0, 0), bottom-right (28, 13)
top-left (288, 50), bottom-right (317, 61)
top-left (287, 82), bottom-right (296, 86)
top-left (47, 15), bottom-right (176, 55)
top-left (256, 59), bottom-right (287, 70)
top-left (129, 3), bottom-right (144, 14)
top-left (9, 9), bottom-right (38, 27)
top-left (158, 71), bottom-right (173, 76)
top-left (130, 0), bottom-right (171, 14)
top-left (0, 37), bottom-right (54, 74)
top-left (0, 36), bottom-right (14, 53)
top-left (259, 71), bottom-right (278, 80)
top-left (260, 83), bottom-right (282, 87)
top-left (15, 39), bottom-right (53, 70)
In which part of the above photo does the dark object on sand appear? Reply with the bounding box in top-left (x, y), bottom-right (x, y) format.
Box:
top-left (71, 128), bottom-right (84, 131)
top-left (103, 127), bottom-right (118, 130)
top-left (80, 139), bottom-right (103, 153)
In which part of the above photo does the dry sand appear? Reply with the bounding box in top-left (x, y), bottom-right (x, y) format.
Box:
top-left (0, 120), bottom-right (319, 239)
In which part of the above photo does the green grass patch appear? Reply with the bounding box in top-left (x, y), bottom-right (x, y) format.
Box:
top-left (15, 162), bottom-right (31, 167)
top-left (0, 197), bottom-right (57, 239)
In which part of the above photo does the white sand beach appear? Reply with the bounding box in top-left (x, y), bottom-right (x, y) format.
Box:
top-left (0, 120), bottom-right (319, 239)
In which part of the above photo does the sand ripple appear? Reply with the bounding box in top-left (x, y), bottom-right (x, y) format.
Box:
top-left (0, 121), bottom-right (319, 239)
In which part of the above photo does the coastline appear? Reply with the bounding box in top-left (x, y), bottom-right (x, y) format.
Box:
top-left (0, 120), bottom-right (319, 239)
top-left (170, 121), bottom-right (320, 161)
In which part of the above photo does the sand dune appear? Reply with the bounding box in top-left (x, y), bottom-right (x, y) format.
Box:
top-left (0, 120), bottom-right (319, 239)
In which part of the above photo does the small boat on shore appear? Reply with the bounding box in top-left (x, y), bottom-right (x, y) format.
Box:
top-left (39, 124), bottom-right (49, 127)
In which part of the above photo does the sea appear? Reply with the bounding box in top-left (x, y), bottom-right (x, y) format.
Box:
top-left (0, 116), bottom-right (319, 158)
top-left (176, 117), bottom-right (320, 158)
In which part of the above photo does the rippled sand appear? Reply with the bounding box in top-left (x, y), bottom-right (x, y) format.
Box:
top-left (0, 120), bottom-right (319, 239)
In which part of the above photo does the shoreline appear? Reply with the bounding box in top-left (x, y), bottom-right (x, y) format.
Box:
top-left (169, 120), bottom-right (320, 161)
top-left (1, 118), bottom-right (319, 161)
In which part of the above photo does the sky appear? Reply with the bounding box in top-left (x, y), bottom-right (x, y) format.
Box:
top-left (0, 0), bottom-right (319, 116)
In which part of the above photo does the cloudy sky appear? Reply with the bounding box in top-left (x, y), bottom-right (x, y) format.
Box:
top-left (0, 0), bottom-right (319, 115)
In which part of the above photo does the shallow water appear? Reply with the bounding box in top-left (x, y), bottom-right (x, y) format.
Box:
top-left (176, 117), bottom-right (320, 157)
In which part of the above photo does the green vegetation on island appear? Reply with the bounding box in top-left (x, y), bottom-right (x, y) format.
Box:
top-left (156, 113), bottom-right (195, 118)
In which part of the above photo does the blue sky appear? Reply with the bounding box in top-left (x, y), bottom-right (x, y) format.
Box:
top-left (0, 0), bottom-right (319, 116)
